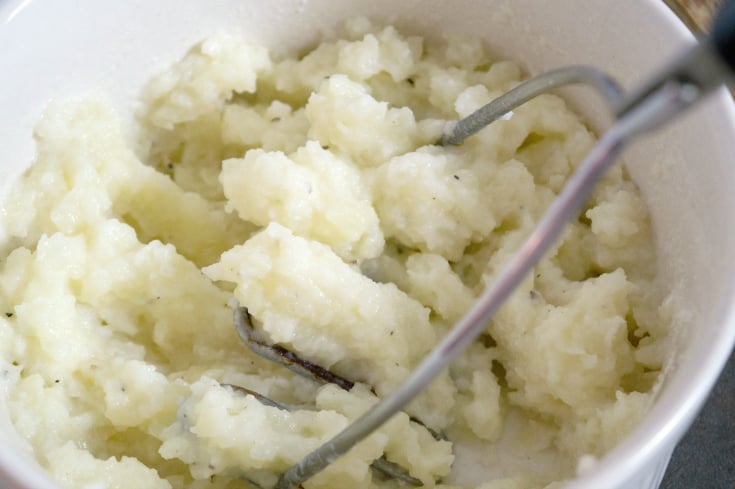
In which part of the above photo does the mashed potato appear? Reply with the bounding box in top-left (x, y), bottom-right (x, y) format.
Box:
top-left (0, 19), bottom-right (668, 489)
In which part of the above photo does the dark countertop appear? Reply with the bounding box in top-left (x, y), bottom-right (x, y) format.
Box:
top-left (660, 349), bottom-right (735, 489)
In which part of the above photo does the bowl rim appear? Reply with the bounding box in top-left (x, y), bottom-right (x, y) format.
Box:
top-left (1, 1), bottom-right (735, 488)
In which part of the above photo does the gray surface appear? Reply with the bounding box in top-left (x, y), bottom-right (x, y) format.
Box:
top-left (661, 349), bottom-right (735, 489)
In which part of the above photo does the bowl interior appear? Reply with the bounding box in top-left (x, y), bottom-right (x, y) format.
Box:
top-left (1, 1), bottom-right (735, 488)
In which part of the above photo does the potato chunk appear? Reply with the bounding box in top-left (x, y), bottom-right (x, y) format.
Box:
top-left (220, 141), bottom-right (384, 260)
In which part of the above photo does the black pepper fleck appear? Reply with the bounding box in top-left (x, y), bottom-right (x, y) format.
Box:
top-left (406, 78), bottom-right (415, 86)
top-left (453, 175), bottom-right (460, 180)
top-left (5, 312), bottom-right (12, 318)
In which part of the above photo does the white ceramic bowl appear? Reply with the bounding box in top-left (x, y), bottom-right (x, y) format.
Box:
top-left (1, 1), bottom-right (734, 488)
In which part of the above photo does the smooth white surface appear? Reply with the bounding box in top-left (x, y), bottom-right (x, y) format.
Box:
top-left (1, 1), bottom-right (734, 489)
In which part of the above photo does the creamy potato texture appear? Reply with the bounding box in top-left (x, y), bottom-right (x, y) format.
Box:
top-left (0, 19), bottom-right (669, 489)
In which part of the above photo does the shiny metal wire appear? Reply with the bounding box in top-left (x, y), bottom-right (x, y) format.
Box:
top-left (441, 65), bottom-right (624, 145)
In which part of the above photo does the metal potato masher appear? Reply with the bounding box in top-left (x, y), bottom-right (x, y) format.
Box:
top-left (230, 3), bottom-right (735, 488)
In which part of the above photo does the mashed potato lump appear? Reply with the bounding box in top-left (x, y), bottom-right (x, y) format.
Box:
top-left (0, 19), bottom-right (669, 489)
